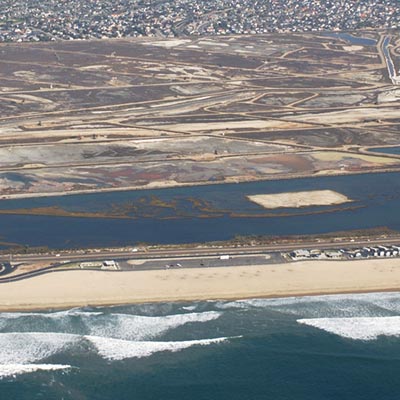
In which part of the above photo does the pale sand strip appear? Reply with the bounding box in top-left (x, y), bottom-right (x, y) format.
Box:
top-left (247, 190), bottom-right (351, 209)
top-left (1, 258), bottom-right (400, 311)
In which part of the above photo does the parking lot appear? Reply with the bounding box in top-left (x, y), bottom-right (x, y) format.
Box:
top-left (119, 252), bottom-right (285, 271)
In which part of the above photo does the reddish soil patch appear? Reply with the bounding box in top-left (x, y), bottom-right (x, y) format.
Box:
top-left (250, 154), bottom-right (313, 172)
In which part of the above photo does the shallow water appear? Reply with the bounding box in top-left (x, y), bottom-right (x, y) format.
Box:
top-left (323, 32), bottom-right (377, 46)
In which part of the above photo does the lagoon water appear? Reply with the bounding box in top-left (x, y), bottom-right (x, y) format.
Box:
top-left (1, 172), bottom-right (400, 249)
top-left (1, 293), bottom-right (400, 399)
top-left (322, 32), bottom-right (377, 46)
top-left (371, 147), bottom-right (400, 155)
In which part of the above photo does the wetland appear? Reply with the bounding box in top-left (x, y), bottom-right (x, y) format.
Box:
top-left (0, 172), bottom-right (400, 250)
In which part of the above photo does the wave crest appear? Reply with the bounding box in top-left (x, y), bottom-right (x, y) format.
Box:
top-left (298, 316), bottom-right (400, 340)
top-left (0, 332), bottom-right (78, 364)
top-left (87, 336), bottom-right (231, 361)
top-left (0, 310), bottom-right (222, 341)
top-left (216, 292), bottom-right (400, 318)
top-left (0, 364), bottom-right (71, 379)
top-left (85, 311), bottom-right (222, 340)
top-left (0, 332), bottom-right (234, 365)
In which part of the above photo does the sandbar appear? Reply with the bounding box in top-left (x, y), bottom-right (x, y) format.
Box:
top-left (247, 190), bottom-right (351, 209)
top-left (1, 258), bottom-right (400, 311)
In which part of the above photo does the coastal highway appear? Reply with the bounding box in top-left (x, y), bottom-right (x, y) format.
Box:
top-left (2, 236), bottom-right (400, 283)
top-left (6, 235), bottom-right (400, 265)
top-left (0, 252), bottom-right (283, 283)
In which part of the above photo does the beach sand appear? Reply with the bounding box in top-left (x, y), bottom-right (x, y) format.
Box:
top-left (2, 258), bottom-right (400, 311)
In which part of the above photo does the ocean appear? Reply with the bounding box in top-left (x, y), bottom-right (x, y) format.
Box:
top-left (1, 293), bottom-right (400, 399)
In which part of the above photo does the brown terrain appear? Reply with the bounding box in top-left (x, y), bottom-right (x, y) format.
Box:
top-left (0, 30), bottom-right (399, 200)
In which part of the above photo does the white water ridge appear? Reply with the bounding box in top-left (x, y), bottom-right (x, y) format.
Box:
top-left (85, 311), bottom-right (222, 340)
top-left (216, 292), bottom-right (400, 318)
top-left (0, 310), bottom-right (222, 341)
top-left (0, 332), bottom-right (234, 365)
top-left (0, 332), bottom-right (79, 364)
top-left (298, 316), bottom-right (400, 340)
top-left (0, 364), bottom-right (72, 379)
top-left (87, 336), bottom-right (232, 361)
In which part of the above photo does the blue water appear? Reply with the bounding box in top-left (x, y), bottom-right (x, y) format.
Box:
top-left (370, 147), bottom-right (400, 155)
top-left (323, 32), bottom-right (377, 46)
top-left (1, 293), bottom-right (400, 399)
top-left (1, 172), bottom-right (400, 249)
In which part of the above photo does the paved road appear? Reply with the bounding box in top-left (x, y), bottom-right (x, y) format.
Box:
top-left (6, 235), bottom-right (400, 265)
top-left (1, 236), bottom-right (400, 283)
top-left (121, 252), bottom-right (284, 272)
top-left (0, 253), bottom-right (284, 283)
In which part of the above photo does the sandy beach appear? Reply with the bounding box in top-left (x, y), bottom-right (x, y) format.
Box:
top-left (1, 258), bottom-right (400, 311)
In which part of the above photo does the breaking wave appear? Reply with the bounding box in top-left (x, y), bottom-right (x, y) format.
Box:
top-left (0, 332), bottom-right (78, 365)
top-left (0, 331), bottom-right (234, 378)
top-left (0, 309), bottom-right (103, 320)
top-left (87, 336), bottom-right (232, 361)
top-left (85, 311), bottom-right (222, 340)
top-left (215, 292), bottom-right (400, 318)
top-left (0, 308), bottom-right (227, 379)
top-left (182, 306), bottom-right (197, 311)
top-left (297, 316), bottom-right (400, 340)
top-left (0, 364), bottom-right (71, 379)
top-left (0, 332), bottom-right (77, 380)
top-left (0, 310), bottom-right (222, 340)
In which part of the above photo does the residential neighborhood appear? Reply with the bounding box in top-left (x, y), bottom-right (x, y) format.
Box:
top-left (0, 0), bottom-right (398, 42)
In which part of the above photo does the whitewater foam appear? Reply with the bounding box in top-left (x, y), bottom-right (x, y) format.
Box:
top-left (84, 311), bottom-right (222, 341)
top-left (0, 309), bottom-right (103, 320)
top-left (298, 316), bottom-right (400, 340)
top-left (87, 336), bottom-right (231, 361)
top-left (215, 292), bottom-right (400, 318)
top-left (0, 364), bottom-right (72, 379)
top-left (0, 332), bottom-right (78, 364)
top-left (182, 306), bottom-right (197, 311)
top-left (0, 331), bottom-right (234, 364)
top-left (0, 310), bottom-right (222, 341)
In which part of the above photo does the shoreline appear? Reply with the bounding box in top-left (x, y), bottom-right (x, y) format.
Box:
top-left (2, 287), bottom-right (400, 313)
top-left (1, 258), bottom-right (400, 311)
